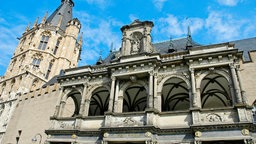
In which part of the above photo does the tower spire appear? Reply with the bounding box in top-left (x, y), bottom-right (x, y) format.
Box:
top-left (46, 0), bottom-right (74, 31)
top-left (25, 22), bottom-right (31, 32)
top-left (41, 11), bottom-right (48, 24)
top-left (33, 17), bottom-right (39, 28)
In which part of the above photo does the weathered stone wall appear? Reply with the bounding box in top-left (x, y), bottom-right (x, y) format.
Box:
top-left (2, 84), bottom-right (59, 144)
top-left (240, 51), bottom-right (256, 105)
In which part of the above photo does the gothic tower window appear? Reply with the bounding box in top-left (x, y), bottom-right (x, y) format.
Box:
top-left (38, 35), bottom-right (49, 50)
top-left (123, 84), bottom-right (147, 112)
top-left (45, 62), bottom-right (53, 79)
top-left (88, 87), bottom-right (110, 116)
top-left (161, 77), bottom-right (189, 111)
top-left (32, 58), bottom-right (41, 68)
top-left (53, 39), bottom-right (61, 55)
top-left (201, 73), bottom-right (232, 108)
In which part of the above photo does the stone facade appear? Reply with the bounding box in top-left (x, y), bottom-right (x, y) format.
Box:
top-left (1, 0), bottom-right (256, 144)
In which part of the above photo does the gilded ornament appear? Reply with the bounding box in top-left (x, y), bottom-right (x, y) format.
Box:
top-left (241, 129), bottom-right (250, 136)
top-left (71, 134), bottom-right (77, 139)
top-left (195, 131), bottom-right (202, 137)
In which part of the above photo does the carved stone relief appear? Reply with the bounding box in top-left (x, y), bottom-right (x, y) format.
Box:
top-left (111, 116), bottom-right (145, 127)
top-left (200, 112), bottom-right (235, 123)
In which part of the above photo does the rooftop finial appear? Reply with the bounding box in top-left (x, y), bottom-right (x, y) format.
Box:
top-left (110, 42), bottom-right (113, 52)
top-left (168, 36), bottom-right (176, 53)
top-left (186, 26), bottom-right (193, 49)
top-left (41, 11), bottom-right (48, 24)
top-left (25, 22), bottom-right (31, 32)
top-left (33, 17), bottom-right (39, 28)
top-left (96, 50), bottom-right (103, 65)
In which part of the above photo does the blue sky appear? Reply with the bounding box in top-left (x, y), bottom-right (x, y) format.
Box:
top-left (0, 0), bottom-right (256, 76)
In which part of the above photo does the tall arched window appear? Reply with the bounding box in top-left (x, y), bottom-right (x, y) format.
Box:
top-left (38, 35), bottom-right (49, 50)
top-left (161, 77), bottom-right (189, 111)
top-left (123, 84), bottom-right (147, 112)
top-left (89, 87), bottom-right (110, 116)
top-left (201, 73), bottom-right (232, 108)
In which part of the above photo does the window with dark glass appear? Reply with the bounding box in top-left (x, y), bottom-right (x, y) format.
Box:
top-left (38, 35), bottom-right (49, 50)
top-left (45, 63), bottom-right (53, 79)
top-left (32, 58), bottom-right (41, 68)
top-left (53, 40), bottom-right (60, 55)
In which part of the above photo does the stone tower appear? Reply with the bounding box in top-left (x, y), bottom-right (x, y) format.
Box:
top-left (0, 0), bottom-right (82, 142)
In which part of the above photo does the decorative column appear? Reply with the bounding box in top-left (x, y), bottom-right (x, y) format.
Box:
top-left (153, 73), bottom-right (159, 111)
top-left (108, 76), bottom-right (116, 112)
top-left (79, 83), bottom-right (87, 115)
top-left (58, 101), bottom-right (66, 117)
top-left (230, 64), bottom-right (242, 104)
top-left (113, 79), bottom-right (119, 113)
top-left (82, 99), bottom-right (90, 117)
top-left (148, 72), bottom-right (154, 109)
top-left (53, 87), bottom-right (64, 117)
top-left (236, 65), bottom-right (248, 104)
top-left (190, 68), bottom-right (197, 107)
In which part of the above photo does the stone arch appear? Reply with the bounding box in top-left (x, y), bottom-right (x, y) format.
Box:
top-left (86, 84), bottom-right (111, 100)
top-left (62, 88), bottom-right (82, 117)
top-left (62, 86), bottom-right (83, 101)
top-left (119, 80), bottom-right (149, 96)
top-left (199, 70), bottom-right (232, 108)
top-left (196, 69), bottom-right (231, 89)
top-left (161, 77), bottom-right (190, 111)
top-left (88, 86), bottom-right (110, 116)
top-left (158, 74), bottom-right (191, 94)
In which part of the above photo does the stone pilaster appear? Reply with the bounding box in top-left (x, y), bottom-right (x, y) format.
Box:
top-left (230, 64), bottom-right (242, 104)
top-left (108, 76), bottom-right (116, 112)
top-left (79, 83), bottom-right (87, 115)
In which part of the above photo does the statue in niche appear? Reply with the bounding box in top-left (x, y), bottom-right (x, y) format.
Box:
top-left (130, 32), bottom-right (143, 54)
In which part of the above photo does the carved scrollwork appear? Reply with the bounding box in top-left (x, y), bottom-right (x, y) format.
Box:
top-left (206, 113), bottom-right (222, 122)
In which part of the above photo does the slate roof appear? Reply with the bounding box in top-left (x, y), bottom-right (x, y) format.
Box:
top-left (46, 0), bottom-right (74, 31)
top-left (230, 37), bottom-right (256, 61)
top-left (102, 37), bottom-right (256, 64)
